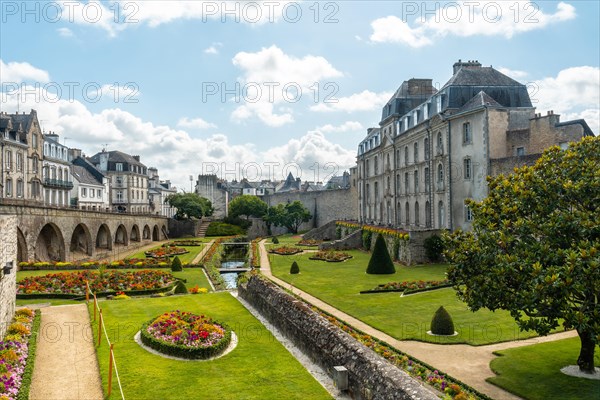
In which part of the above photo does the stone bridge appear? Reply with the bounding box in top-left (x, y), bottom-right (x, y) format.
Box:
top-left (0, 204), bottom-right (169, 262)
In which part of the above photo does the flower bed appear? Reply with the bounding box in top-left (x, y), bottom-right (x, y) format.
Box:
top-left (0, 308), bottom-right (39, 400)
top-left (297, 239), bottom-right (321, 247)
top-left (140, 310), bottom-right (231, 359)
top-left (17, 270), bottom-right (175, 297)
top-left (145, 246), bottom-right (189, 258)
top-left (165, 240), bottom-right (203, 246)
top-left (309, 251), bottom-right (352, 262)
top-left (16, 258), bottom-right (188, 271)
top-left (268, 246), bottom-right (303, 255)
top-left (248, 238), bottom-right (262, 268)
top-left (360, 279), bottom-right (451, 294)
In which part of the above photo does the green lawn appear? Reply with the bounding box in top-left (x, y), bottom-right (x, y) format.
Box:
top-left (90, 293), bottom-right (332, 400)
top-left (489, 337), bottom-right (600, 400)
top-left (269, 250), bottom-right (554, 345)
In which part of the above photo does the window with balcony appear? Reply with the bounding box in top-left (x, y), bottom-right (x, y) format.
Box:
top-left (116, 190), bottom-right (123, 202)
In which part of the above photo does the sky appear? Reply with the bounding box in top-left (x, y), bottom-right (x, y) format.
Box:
top-left (1, 0), bottom-right (598, 190)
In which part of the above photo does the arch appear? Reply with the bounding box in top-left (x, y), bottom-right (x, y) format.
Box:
top-left (96, 224), bottom-right (113, 250)
top-left (35, 223), bottom-right (65, 262)
top-left (115, 224), bottom-right (129, 246)
top-left (130, 224), bottom-right (140, 242)
top-left (152, 225), bottom-right (159, 241)
top-left (70, 223), bottom-right (93, 258)
top-left (425, 201), bottom-right (432, 228)
top-left (438, 201), bottom-right (445, 228)
top-left (143, 225), bottom-right (151, 240)
top-left (16, 227), bottom-right (27, 264)
top-left (414, 201), bottom-right (420, 227)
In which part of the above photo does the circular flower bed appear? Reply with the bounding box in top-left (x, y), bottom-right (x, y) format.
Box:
top-left (268, 246), bottom-right (303, 255)
top-left (165, 240), bottom-right (203, 247)
top-left (297, 239), bottom-right (321, 247)
top-left (309, 251), bottom-right (352, 262)
top-left (145, 246), bottom-right (189, 258)
top-left (140, 310), bottom-right (231, 360)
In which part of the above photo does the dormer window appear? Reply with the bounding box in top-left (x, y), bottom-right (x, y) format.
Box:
top-left (116, 163), bottom-right (123, 172)
top-left (423, 103), bottom-right (429, 120)
top-left (413, 110), bottom-right (419, 126)
top-left (436, 96), bottom-right (442, 112)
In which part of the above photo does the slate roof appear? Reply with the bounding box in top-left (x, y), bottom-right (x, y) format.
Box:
top-left (556, 119), bottom-right (596, 137)
top-left (277, 173), bottom-right (301, 192)
top-left (457, 91), bottom-right (502, 113)
top-left (441, 67), bottom-right (523, 88)
top-left (88, 150), bottom-right (145, 167)
top-left (72, 157), bottom-right (106, 184)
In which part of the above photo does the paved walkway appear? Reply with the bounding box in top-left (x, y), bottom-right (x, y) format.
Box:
top-left (258, 240), bottom-right (577, 400)
top-left (29, 304), bottom-right (103, 400)
top-left (191, 239), bottom-right (214, 264)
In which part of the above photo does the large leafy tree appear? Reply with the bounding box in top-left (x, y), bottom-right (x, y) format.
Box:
top-left (228, 195), bottom-right (268, 220)
top-left (269, 201), bottom-right (312, 234)
top-left (444, 137), bottom-right (599, 373)
top-left (166, 193), bottom-right (213, 220)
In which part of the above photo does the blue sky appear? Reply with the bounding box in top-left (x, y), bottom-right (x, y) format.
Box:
top-left (1, 1), bottom-right (598, 189)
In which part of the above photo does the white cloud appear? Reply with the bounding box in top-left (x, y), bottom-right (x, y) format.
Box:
top-left (0, 60), bottom-right (50, 83)
top-left (532, 66), bottom-right (600, 135)
top-left (310, 90), bottom-right (392, 113)
top-left (497, 67), bottom-right (528, 79)
top-left (369, 1), bottom-right (576, 48)
top-left (204, 42), bottom-right (223, 55)
top-left (177, 117), bottom-right (217, 130)
top-left (57, 27), bottom-right (74, 37)
top-left (316, 121), bottom-right (364, 133)
top-left (230, 45), bottom-right (343, 126)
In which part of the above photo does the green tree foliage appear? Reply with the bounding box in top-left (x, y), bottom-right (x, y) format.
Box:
top-left (171, 256), bottom-right (183, 272)
top-left (271, 236), bottom-right (279, 244)
top-left (362, 230), bottom-right (372, 250)
top-left (424, 234), bottom-right (444, 262)
top-left (444, 137), bottom-right (600, 373)
top-left (228, 195), bottom-right (268, 220)
top-left (430, 306), bottom-right (455, 335)
top-left (268, 201), bottom-right (312, 234)
top-left (290, 261), bottom-right (300, 274)
top-left (366, 234), bottom-right (396, 274)
top-left (166, 193), bottom-right (213, 220)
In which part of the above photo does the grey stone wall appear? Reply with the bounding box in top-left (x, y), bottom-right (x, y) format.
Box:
top-left (302, 220), bottom-right (337, 241)
top-left (168, 219), bottom-right (201, 238)
top-left (319, 229), bottom-right (362, 251)
top-left (0, 215), bottom-right (17, 339)
top-left (238, 276), bottom-right (439, 400)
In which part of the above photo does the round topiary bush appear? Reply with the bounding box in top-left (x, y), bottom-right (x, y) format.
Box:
top-left (171, 256), bottom-right (183, 272)
top-left (290, 261), bottom-right (300, 274)
top-left (366, 234), bottom-right (396, 274)
top-left (272, 236), bottom-right (279, 244)
top-left (140, 310), bottom-right (231, 360)
top-left (430, 306), bottom-right (455, 335)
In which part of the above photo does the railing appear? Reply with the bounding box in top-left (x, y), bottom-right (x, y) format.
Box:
top-left (43, 178), bottom-right (74, 189)
top-left (86, 282), bottom-right (125, 400)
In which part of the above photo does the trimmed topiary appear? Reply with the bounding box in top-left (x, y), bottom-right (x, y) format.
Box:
top-left (171, 256), bottom-right (183, 272)
top-left (290, 261), bottom-right (300, 274)
top-left (172, 280), bottom-right (188, 294)
top-left (430, 306), bottom-right (455, 335)
top-left (272, 236), bottom-right (279, 244)
top-left (366, 234), bottom-right (396, 274)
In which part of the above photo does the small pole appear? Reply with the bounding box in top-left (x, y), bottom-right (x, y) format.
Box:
top-left (93, 294), bottom-right (97, 321)
top-left (98, 309), bottom-right (103, 347)
top-left (108, 344), bottom-right (114, 396)
top-left (85, 281), bottom-right (89, 302)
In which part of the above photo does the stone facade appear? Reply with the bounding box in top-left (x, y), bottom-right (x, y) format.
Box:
top-left (195, 175), bottom-right (229, 219)
top-left (239, 275), bottom-right (439, 400)
top-left (0, 215), bottom-right (17, 339)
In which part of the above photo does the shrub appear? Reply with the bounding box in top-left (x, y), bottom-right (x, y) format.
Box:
top-left (335, 226), bottom-right (342, 239)
top-left (424, 234), bottom-right (444, 262)
top-left (392, 237), bottom-right (401, 261)
top-left (205, 222), bottom-right (245, 236)
top-left (171, 256), bottom-right (183, 272)
top-left (290, 261), bottom-right (300, 274)
top-left (223, 215), bottom-right (253, 230)
top-left (366, 234), bottom-right (396, 274)
top-left (362, 230), bottom-right (373, 250)
top-left (430, 306), bottom-right (455, 335)
top-left (172, 280), bottom-right (188, 294)
top-left (271, 236), bottom-right (279, 244)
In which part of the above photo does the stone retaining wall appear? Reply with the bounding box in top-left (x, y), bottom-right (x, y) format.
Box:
top-left (319, 229), bottom-right (362, 251)
top-left (0, 215), bottom-right (17, 339)
top-left (302, 220), bottom-right (337, 241)
top-left (238, 275), bottom-right (439, 400)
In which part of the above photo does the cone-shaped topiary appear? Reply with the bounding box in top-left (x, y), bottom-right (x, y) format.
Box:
top-left (290, 261), bottom-right (300, 274)
top-left (272, 236), bottom-right (279, 244)
top-left (171, 256), bottom-right (183, 272)
top-left (366, 234), bottom-right (396, 274)
top-left (430, 306), bottom-right (455, 335)
top-left (172, 280), bottom-right (188, 294)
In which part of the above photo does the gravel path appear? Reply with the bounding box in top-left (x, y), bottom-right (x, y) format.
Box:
top-left (258, 240), bottom-right (579, 400)
top-left (29, 304), bottom-right (103, 400)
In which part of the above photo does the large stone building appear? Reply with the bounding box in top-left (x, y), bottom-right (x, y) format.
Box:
top-left (148, 167), bottom-right (177, 217)
top-left (88, 150), bottom-right (150, 213)
top-left (42, 132), bottom-right (73, 207)
top-left (356, 60), bottom-right (594, 232)
top-left (0, 110), bottom-right (44, 203)
top-left (70, 150), bottom-right (110, 211)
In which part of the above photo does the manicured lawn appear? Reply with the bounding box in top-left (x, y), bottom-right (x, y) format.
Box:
top-left (268, 234), bottom-right (304, 245)
top-left (269, 250), bottom-right (555, 345)
top-left (126, 243), bottom-right (205, 264)
top-left (16, 298), bottom-right (80, 306)
top-left (488, 337), bottom-right (600, 400)
top-left (90, 293), bottom-right (332, 400)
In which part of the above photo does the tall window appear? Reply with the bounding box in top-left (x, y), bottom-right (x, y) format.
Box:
top-left (81, 188), bottom-right (87, 197)
top-left (414, 170), bottom-right (419, 193)
top-left (424, 167), bottom-right (430, 191)
top-left (404, 146), bottom-right (409, 165)
top-left (405, 202), bottom-right (410, 225)
top-left (5, 178), bottom-right (12, 197)
top-left (32, 157), bottom-right (38, 173)
top-left (465, 202), bottom-right (473, 222)
top-left (5, 150), bottom-right (12, 170)
top-left (404, 172), bottom-right (409, 193)
top-left (437, 164), bottom-right (444, 189)
top-left (464, 158), bottom-right (472, 179)
top-left (414, 142), bottom-right (419, 163)
top-left (116, 190), bottom-right (123, 201)
top-left (463, 122), bottom-right (472, 144)
top-left (374, 182), bottom-right (379, 203)
top-left (16, 152), bottom-right (23, 171)
top-left (396, 174), bottom-right (400, 195)
top-left (438, 201), bottom-right (445, 227)
top-left (386, 153), bottom-right (390, 170)
top-left (437, 132), bottom-right (443, 155)
top-left (116, 163), bottom-right (123, 172)
top-left (32, 134), bottom-right (38, 149)
top-left (374, 156), bottom-right (378, 175)
top-left (386, 176), bottom-right (390, 191)
top-left (415, 201), bottom-right (420, 226)
top-left (436, 95), bottom-right (442, 112)
top-left (395, 149), bottom-right (400, 168)
top-left (424, 137), bottom-right (430, 160)
top-left (116, 176), bottom-right (123, 187)
top-left (366, 160), bottom-right (370, 177)
top-left (16, 179), bottom-right (23, 197)
top-left (425, 201), bottom-right (432, 227)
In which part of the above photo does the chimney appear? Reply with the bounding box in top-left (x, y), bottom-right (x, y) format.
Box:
top-left (453, 59), bottom-right (482, 74)
top-left (69, 148), bottom-right (82, 161)
top-left (133, 155), bottom-right (140, 161)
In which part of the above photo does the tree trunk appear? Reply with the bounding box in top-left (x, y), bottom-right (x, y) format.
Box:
top-left (577, 328), bottom-right (597, 373)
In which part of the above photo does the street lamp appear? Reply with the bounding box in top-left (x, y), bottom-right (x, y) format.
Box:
top-left (189, 175), bottom-right (193, 193)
